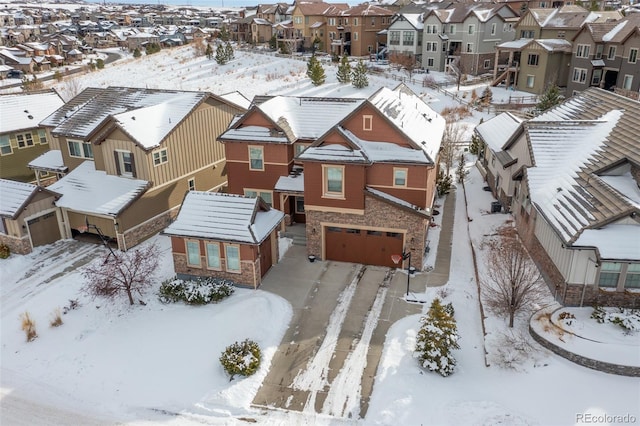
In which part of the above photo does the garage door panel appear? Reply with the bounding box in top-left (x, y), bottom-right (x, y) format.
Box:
top-left (28, 211), bottom-right (61, 247)
top-left (325, 226), bottom-right (403, 267)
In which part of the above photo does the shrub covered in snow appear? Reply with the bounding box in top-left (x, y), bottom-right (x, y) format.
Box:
top-left (219, 339), bottom-right (261, 381)
top-left (591, 306), bottom-right (640, 332)
top-left (415, 298), bottom-right (460, 377)
top-left (158, 277), bottom-right (235, 305)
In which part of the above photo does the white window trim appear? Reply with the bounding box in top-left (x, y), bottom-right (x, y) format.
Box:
top-left (186, 239), bottom-right (201, 267)
top-left (623, 74), bottom-right (633, 90)
top-left (16, 132), bottom-right (34, 149)
top-left (153, 148), bottom-right (168, 166)
top-left (526, 75), bottom-right (535, 88)
top-left (607, 45), bottom-right (616, 60)
top-left (363, 115), bottom-right (373, 131)
top-left (206, 241), bottom-right (222, 270)
top-left (322, 164), bottom-right (345, 199)
top-left (188, 177), bottom-right (195, 191)
top-left (629, 48), bottom-right (638, 64)
top-left (224, 243), bottom-right (241, 273)
top-left (572, 67), bottom-right (587, 84)
top-left (115, 149), bottom-right (133, 177)
top-left (68, 139), bottom-right (93, 159)
top-left (393, 167), bottom-right (408, 187)
top-left (248, 145), bottom-right (264, 171)
top-left (0, 135), bottom-right (12, 156)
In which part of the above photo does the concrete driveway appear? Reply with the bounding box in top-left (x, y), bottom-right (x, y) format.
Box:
top-left (252, 245), bottom-right (422, 418)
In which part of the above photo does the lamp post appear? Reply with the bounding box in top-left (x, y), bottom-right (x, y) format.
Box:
top-left (402, 250), bottom-right (414, 297)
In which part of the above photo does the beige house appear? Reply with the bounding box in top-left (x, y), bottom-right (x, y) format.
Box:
top-left (38, 87), bottom-right (245, 251)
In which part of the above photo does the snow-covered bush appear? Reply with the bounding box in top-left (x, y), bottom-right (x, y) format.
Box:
top-left (158, 277), bottom-right (235, 305)
top-left (415, 298), bottom-right (460, 377)
top-left (592, 306), bottom-right (640, 332)
top-left (219, 339), bottom-right (261, 381)
top-left (491, 329), bottom-right (539, 370)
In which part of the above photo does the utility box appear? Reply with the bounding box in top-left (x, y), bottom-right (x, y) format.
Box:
top-left (491, 201), bottom-right (502, 213)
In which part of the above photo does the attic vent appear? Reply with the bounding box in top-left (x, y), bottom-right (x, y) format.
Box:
top-left (27, 115), bottom-right (33, 119)
top-left (131, 116), bottom-right (136, 120)
top-left (24, 110), bottom-right (29, 113)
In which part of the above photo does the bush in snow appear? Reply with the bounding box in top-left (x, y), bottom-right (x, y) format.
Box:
top-left (0, 243), bottom-right (10, 259)
top-left (491, 328), bottom-right (539, 370)
top-left (591, 306), bottom-right (640, 332)
top-left (415, 298), bottom-right (460, 377)
top-left (219, 339), bottom-right (261, 381)
top-left (158, 276), bottom-right (235, 305)
top-left (62, 299), bottom-right (80, 314)
top-left (20, 311), bottom-right (37, 342)
top-left (49, 308), bottom-right (63, 328)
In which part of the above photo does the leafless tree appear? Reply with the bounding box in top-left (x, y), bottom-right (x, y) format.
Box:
top-left (440, 109), bottom-right (468, 175)
top-left (62, 77), bottom-right (83, 101)
top-left (82, 243), bottom-right (160, 305)
top-left (389, 51), bottom-right (420, 79)
top-left (482, 227), bottom-right (548, 328)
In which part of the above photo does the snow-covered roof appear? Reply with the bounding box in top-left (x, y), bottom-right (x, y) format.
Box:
top-left (368, 85), bottom-right (445, 163)
top-left (164, 191), bottom-right (284, 244)
top-left (0, 91), bottom-right (64, 134)
top-left (403, 13), bottom-right (424, 30)
top-left (598, 172), bottom-right (640, 209)
top-left (50, 161), bottom-right (149, 216)
top-left (220, 125), bottom-right (288, 143)
top-left (366, 187), bottom-right (430, 217)
top-left (299, 142), bottom-right (369, 163)
top-left (27, 150), bottom-right (67, 173)
top-left (574, 225), bottom-right (640, 260)
top-left (0, 179), bottom-right (58, 219)
top-left (219, 91), bottom-right (251, 110)
top-left (527, 110), bottom-right (623, 242)
top-left (274, 172), bottom-right (304, 193)
top-left (42, 87), bottom-right (211, 149)
top-left (475, 112), bottom-right (522, 152)
top-left (497, 38), bottom-right (533, 49)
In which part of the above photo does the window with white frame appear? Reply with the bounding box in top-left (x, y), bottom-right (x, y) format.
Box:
top-left (206, 242), bottom-right (221, 269)
top-left (0, 135), bottom-right (11, 155)
top-left (68, 139), bottom-right (93, 159)
top-left (323, 165), bottom-right (344, 197)
top-left (115, 150), bottom-right (134, 177)
top-left (353, 18), bottom-right (358, 26)
top-left (294, 16), bottom-right (302, 24)
top-left (371, 17), bottom-right (375, 26)
top-left (484, 59), bottom-right (491, 69)
top-left (468, 24), bottom-right (474, 35)
top-left (572, 67), bottom-right (587, 83)
top-left (623, 75), bottom-right (633, 90)
top-left (248, 145), bottom-right (264, 170)
top-left (402, 31), bottom-right (414, 46)
top-left (427, 57), bottom-right (434, 67)
top-left (503, 23), bottom-right (513, 32)
top-left (188, 178), bottom-right (195, 191)
top-left (38, 129), bottom-right (47, 144)
top-left (153, 148), bottom-right (168, 166)
top-left (449, 24), bottom-right (455, 34)
top-left (353, 32), bottom-right (358, 41)
top-left (244, 189), bottom-right (272, 206)
top-left (491, 23), bottom-right (496, 35)
top-left (591, 69), bottom-right (602, 85)
top-left (186, 240), bottom-right (201, 267)
top-left (295, 143), bottom-right (310, 156)
top-left (389, 31), bottom-right (400, 45)
top-left (526, 75), bottom-right (535, 88)
top-left (393, 168), bottom-right (407, 187)
top-left (363, 115), bottom-right (373, 131)
top-left (16, 133), bottom-right (34, 148)
top-left (426, 42), bottom-right (437, 52)
top-left (595, 44), bottom-right (603, 59)
top-left (329, 18), bottom-right (335, 26)
top-left (607, 45), bottom-right (616, 60)
top-left (225, 244), bottom-right (240, 272)
top-left (624, 263), bottom-right (640, 288)
top-left (527, 53), bottom-right (539, 66)
top-left (576, 44), bottom-right (590, 58)
top-left (629, 48), bottom-right (638, 64)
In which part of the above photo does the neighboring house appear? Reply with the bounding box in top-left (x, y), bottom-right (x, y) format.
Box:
top-left (39, 87), bottom-right (245, 251)
top-left (566, 14), bottom-right (640, 96)
top-left (422, 3), bottom-right (518, 75)
top-left (0, 179), bottom-right (62, 254)
top-left (479, 88), bottom-right (640, 308)
top-left (386, 4), bottom-right (426, 64)
top-left (257, 3), bottom-right (290, 24)
top-left (291, 0), bottom-right (349, 51)
top-left (327, 4), bottom-right (393, 57)
top-left (251, 17), bottom-right (273, 44)
top-left (0, 90), bottom-right (65, 182)
top-left (0, 47), bottom-right (36, 73)
top-left (126, 31), bottom-right (160, 51)
top-left (219, 84), bottom-right (445, 270)
top-left (163, 191), bottom-right (284, 288)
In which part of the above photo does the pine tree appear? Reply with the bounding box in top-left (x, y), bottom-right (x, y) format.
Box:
top-left (219, 26), bottom-right (230, 42)
top-left (215, 44), bottom-right (228, 65)
top-left (469, 132), bottom-right (484, 156)
top-left (415, 298), bottom-right (460, 377)
top-left (535, 84), bottom-right (563, 115)
top-left (481, 86), bottom-right (493, 105)
top-left (336, 54), bottom-right (351, 83)
top-left (133, 47), bottom-right (141, 58)
top-left (205, 43), bottom-right (213, 60)
top-left (351, 60), bottom-right (369, 89)
top-left (306, 54), bottom-right (326, 86)
top-left (224, 41), bottom-right (234, 61)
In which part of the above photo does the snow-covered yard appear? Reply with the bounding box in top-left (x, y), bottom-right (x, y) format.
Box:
top-left (1, 45), bottom-right (639, 425)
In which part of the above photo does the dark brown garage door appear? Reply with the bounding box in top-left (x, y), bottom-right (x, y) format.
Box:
top-left (324, 226), bottom-right (403, 267)
top-left (260, 234), bottom-right (273, 277)
top-left (27, 212), bottom-right (61, 248)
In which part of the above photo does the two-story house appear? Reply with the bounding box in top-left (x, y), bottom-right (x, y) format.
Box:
top-left (0, 90), bottom-right (65, 182)
top-left (479, 88), bottom-right (640, 308)
top-left (37, 87), bottom-right (245, 251)
top-left (257, 3), bottom-right (290, 25)
top-left (422, 3), bottom-right (518, 75)
top-left (291, 0), bottom-right (348, 51)
top-left (386, 3), bottom-right (426, 64)
top-left (566, 14), bottom-right (640, 96)
top-left (219, 84), bottom-right (446, 270)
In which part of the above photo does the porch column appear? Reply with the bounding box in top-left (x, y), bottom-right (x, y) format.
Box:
top-left (493, 48), bottom-right (500, 81)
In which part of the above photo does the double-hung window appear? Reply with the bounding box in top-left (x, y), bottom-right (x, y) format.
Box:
top-left (249, 146), bottom-right (264, 170)
top-left (394, 168), bottom-right (407, 187)
top-left (186, 240), bottom-right (201, 267)
top-left (324, 165), bottom-right (344, 198)
top-left (206, 242), bottom-right (221, 269)
top-left (153, 148), bottom-right (168, 166)
top-left (225, 244), bottom-right (240, 272)
top-left (0, 135), bottom-right (11, 155)
top-left (68, 140), bottom-right (93, 159)
top-left (598, 262), bottom-right (621, 288)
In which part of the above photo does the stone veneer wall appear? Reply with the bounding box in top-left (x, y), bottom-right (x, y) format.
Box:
top-left (0, 234), bottom-right (32, 255)
top-left (173, 253), bottom-right (261, 289)
top-left (305, 194), bottom-right (428, 270)
top-left (119, 209), bottom-right (177, 251)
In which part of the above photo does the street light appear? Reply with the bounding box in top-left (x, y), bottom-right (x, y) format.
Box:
top-left (402, 250), bottom-right (415, 297)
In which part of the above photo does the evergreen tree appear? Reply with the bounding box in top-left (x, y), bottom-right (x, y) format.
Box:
top-left (219, 26), bottom-right (230, 42)
top-left (133, 47), bottom-right (141, 58)
top-left (415, 298), bottom-right (460, 377)
top-left (205, 43), bottom-right (213, 60)
top-left (269, 34), bottom-right (277, 50)
top-left (306, 54), bottom-right (326, 86)
top-left (469, 132), bottom-right (484, 156)
top-left (215, 44), bottom-right (228, 65)
top-left (224, 41), bottom-right (234, 61)
top-left (534, 84), bottom-right (563, 115)
top-left (336, 54), bottom-right (351, 83)
top-left (481, 86), bottom-right (493, 105)
top-left (351, 60), bottom-right (369, 89)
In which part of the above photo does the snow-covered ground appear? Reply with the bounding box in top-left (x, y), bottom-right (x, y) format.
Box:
top-left (1, 45), bottom-right (638, 425)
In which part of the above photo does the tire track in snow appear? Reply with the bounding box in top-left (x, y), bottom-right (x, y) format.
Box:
top-left (321, 275), bottom-right (390, 418)
top-left (292, 265), bottom-right (365, 413)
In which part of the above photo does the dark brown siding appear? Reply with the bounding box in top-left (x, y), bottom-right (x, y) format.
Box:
top-left (303, 162), bottom-right (366, 210)
top-left (171, 236), bottom-right (185, 253)
top-left (342, 104), bottom-right (411, 146)
top-left (366, 163), bottom-right (431, 209)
